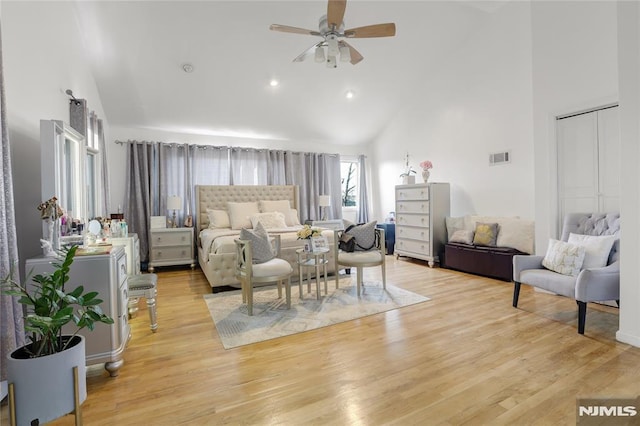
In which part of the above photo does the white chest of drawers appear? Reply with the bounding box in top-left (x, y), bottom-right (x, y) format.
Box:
top-left (395, 183), bottom-right (450, 267)
top-left (148, 227), bottom-right (195, 272)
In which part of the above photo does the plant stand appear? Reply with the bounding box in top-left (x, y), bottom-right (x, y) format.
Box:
top-left (8, 366), bottom-right (83, 426)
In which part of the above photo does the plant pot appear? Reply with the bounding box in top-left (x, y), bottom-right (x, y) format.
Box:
top-left (7, 335), bottom-right (87, 425)
top-left (402, 175), bottom-right (416, 185)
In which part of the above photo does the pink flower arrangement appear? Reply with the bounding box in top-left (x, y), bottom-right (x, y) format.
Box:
top-left (419, 160), bottom-right (433, 170)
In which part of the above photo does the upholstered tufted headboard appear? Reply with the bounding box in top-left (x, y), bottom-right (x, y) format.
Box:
top-left (195, 185), bottom-right (299, 233)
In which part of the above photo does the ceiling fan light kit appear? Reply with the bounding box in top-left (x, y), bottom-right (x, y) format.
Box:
top-left (269, 0), bottom-right (396, 68)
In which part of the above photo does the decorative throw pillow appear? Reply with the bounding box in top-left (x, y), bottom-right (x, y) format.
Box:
top-left (445, 216), bottom-right (467, 242)
top-left (239, 222), bottom-right (274, 264)
top-left (206, 209), bottom-right (230, 229)
top-left (449, 229), bottom-right (474, 245)
top-left (473, 222), bottom-right (499, 246)
top-left (345, 221), bottom-right (377, 251)
top-left (286, 209), bottom-right (301, 226)
top-left (227, 202), bottom-right (260, 230)
top-left (542, 239), bottom-right (586, 276)
top-left (250, 212), bottom-right (288, 229)
top-left (567, 233), bottom-right (616, 269)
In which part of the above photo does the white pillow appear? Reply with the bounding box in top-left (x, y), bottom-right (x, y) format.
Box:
top-left (258, 200), bottom-right (295, 226)
top-left (496, 218), bottom-right (535, 254)
top-left (542, 239), bottom-right (586, 276)
top-left (445, 216), bottom-right (466, 241)
top-left (449, 229), bottom-right (474, 245)
top-left (286, 209), bottom-right (301, 226)
top-left (250, 212), bottom-right (288, 229)
top-left (227, 202), bottom-right (260, 230)
top-left (206, 209), bottom-right (230, 229)
top-left (567, 233), bottom-right (616, 269)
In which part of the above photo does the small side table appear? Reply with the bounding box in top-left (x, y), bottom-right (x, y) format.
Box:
top-left (376, 223), bottom-right (396, 255)
top-left (296, 247), bottom-right (330, 300)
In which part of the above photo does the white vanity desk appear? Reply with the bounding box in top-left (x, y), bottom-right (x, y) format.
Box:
top-left (25, 246), bottom-right (130, 376)
top-left (107, 233), bottom-right (141, 275)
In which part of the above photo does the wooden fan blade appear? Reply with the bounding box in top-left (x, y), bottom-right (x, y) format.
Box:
top-left (344, 23), bottom-right (396, 38)
top-left (340, 40), bottom-right (363, 65)
top-left (293, 42), bottom-right (323, 63)
top-left (270, 24), bottom-right (321, 36)
top-left (327, 0), bottom-right (347, 29)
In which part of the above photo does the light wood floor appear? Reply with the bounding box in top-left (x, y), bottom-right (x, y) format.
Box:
top-left (2, 256), bottom-right (637, 425)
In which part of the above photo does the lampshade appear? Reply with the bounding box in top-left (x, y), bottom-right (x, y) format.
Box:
top-left (314, 46), bottom-right (325, 63)
top-left (318, 195), bottom-right (331, 207)
top-left (167, 196), bottom-right (182, 210)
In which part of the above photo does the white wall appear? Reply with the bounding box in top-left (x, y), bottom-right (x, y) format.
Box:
top-left (107, 125), bottom-right (369, 214)
top-left (3, 2), bottom-right (109, 271)
top-left (616, 1), bottom-right (640, 347)
top-left (531, 0), bottom-right (619, 253)
top-left (371, 2), bottom-right (534, 223)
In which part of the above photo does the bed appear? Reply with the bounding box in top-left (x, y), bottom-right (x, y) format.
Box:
top-left (196, 185), bottom-right (336, 290)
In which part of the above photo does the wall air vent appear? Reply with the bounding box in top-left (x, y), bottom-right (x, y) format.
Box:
top-left (489, 151), bottom-right (510, 166)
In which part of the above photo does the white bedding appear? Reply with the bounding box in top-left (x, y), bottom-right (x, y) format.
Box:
top-left (199, 226), bottom-right (305, 255)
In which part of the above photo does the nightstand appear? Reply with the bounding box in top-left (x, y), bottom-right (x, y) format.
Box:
top-left (148, 227), bottom-right (195, 272)
top-left (305, 219), bottom-right (345, 230)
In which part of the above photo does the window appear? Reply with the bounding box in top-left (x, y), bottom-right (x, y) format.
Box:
top-left (341, 160), bottom-right (358, 208)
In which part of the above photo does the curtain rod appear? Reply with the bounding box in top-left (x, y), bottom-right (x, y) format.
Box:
top-left (114, 139), bottom-right (340, 157)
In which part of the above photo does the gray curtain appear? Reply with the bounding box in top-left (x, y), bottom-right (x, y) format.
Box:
top-left (124, 141), bottom-right (155, 263)
top-left (124, 141), bottom-right (342, 262)
top-left (0, 21), bottom-right (26, 382)
top-left (97, 118), bottom-right (110, 215)
top-left (267, 150), bottom-right (286, 185)
top-left (357, 154), bottom-right (369, 223)
top-left (284, 152), bottom-right (341, 221)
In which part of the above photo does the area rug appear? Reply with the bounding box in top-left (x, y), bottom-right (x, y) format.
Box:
top-left (204, 282), bottom-right (430, 349)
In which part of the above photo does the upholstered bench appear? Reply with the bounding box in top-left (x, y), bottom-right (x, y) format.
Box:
top-left (444, 243), bottom-right (526, 282)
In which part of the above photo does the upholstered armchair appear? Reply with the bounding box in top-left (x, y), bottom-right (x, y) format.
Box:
top-left (334, 227), bottom-right (386, 294)
top-left (512, 213), bottom-right (620, 334)
top-left (235, 232), bottom-right (293, 316)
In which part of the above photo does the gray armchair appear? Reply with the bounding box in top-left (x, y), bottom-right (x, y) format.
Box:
top-left (512, 213), bottom-right (620, 334)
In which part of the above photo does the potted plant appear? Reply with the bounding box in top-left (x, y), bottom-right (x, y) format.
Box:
top-left (400, 152), bottom-right (416, 184)
top-left (1, 245), bottom-right (114, 425)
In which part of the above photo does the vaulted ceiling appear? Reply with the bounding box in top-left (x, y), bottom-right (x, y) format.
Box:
top-left (73, 1), bottom-right (499, 146)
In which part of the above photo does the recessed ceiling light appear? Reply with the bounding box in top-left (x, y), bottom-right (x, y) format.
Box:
top-left (182, 63), bottom-right (194, 73)
top-left (345, 90), bottom-right (355, 99)
top-left (270, 79), bottom-right (279, 87)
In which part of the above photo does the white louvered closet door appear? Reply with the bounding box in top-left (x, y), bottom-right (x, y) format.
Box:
top-left (557, 105), bottom-right (620, 228)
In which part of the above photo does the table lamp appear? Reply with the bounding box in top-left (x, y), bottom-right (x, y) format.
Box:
top-left (318, 195), bottom-right (331, 221)
top-left (167, 196), bottom-right (182, 228)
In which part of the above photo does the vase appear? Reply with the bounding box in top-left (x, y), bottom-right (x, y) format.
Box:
top-left (7, 335), bottom-right (87, 425)
top-left (422, 169), bottom-right (430, 183)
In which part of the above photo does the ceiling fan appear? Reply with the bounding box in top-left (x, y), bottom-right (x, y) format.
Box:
top-left (269, 0), bottom-right (396, 68)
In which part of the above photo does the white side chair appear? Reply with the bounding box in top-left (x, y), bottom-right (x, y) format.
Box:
top-left (334, 228), bottom-right (386, 294)
top-left (234, 234), bottom-right (293, 316)
top-left (127, 273), bottom-right (158, 332)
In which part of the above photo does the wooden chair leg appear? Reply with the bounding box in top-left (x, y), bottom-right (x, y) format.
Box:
top-left (357, 267), bottom-right (363, 295)
top-left (247, 284), bottom-right (254, 316)
top-left (577, 301), bottom-right (587, 334)
top-left (381, 262), bottom-right (386, 289)
top-left (285, 277), bottom-right (291, 309)
top-left (277, 280), bottom-right (282, 298)
top-left (513, 282), bottom-right (521, 307)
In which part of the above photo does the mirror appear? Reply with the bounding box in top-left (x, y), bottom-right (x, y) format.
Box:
top-left (40, 120), bottom-right (86, 223)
